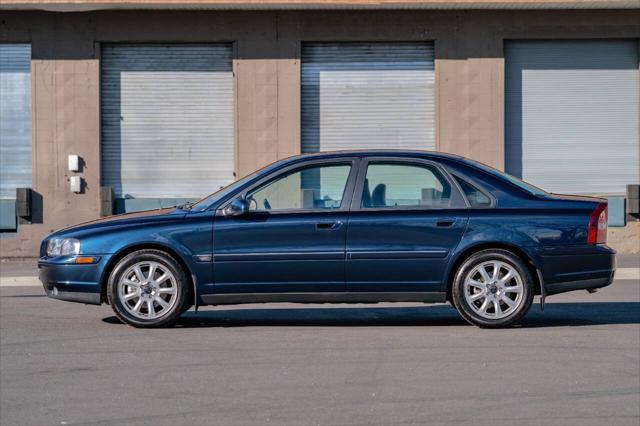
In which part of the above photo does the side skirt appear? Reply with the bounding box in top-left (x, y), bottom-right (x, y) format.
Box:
top-left (200, 292), bottom-right (447, 306)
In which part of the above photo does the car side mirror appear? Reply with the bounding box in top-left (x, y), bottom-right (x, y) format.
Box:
top-left (223, 198), bottom-right (248, 217)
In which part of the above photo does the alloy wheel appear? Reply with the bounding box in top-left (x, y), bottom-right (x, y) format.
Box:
top-left (117, 261), bottom-right (178, 320)
top-left (463, 260), bottom-right (524, 320)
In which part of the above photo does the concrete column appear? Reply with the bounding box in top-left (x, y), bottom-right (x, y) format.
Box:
top-left (437, 57), bottom-right (504, 169)
top-left (1, 57), bottom-right (100, 256)
top-left (235, 22), bottom-right (300, 179)
top-left (436, 27), bottom-right (505, 170)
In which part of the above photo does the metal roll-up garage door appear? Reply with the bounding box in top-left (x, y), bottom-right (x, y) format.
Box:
top-left (0, 44), bottom-right (31, 229)
top-left (301, 42), bottom-right (435, 153)
top-left (101, 44), bottom-right (234, 207)
top-left (505, 40), bottom-right (640, 195)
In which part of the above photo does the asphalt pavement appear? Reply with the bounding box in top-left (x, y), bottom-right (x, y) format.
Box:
top-left (0, 257), bottom-right (639, 426)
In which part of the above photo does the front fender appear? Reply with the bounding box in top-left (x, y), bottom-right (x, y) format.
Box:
top-left (73, 212), bottom-right (214, 304)
top-left (95, 239), bottom-right (206, 308)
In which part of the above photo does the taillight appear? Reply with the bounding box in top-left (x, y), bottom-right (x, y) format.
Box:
top-left (587, 202), bottom-right (608, 245)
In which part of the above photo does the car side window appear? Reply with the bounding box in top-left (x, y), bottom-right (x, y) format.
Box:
top-left (454, 175), bottom-right (492, 207)
top-left (247, 164), bottom-right (351, 212)
top-left (361, 163), bottom-right (453, 208)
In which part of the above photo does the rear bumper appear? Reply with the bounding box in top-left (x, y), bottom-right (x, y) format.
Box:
top-left (545, 276), bottom-right (613, 295)
top-left (537, 245), bottom-right (616, 296)
top-left (38, 256), bottom-right (111, 305)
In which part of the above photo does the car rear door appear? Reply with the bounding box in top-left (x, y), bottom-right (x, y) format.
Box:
top-left (212, 158), bottom-right (359, 294)
top-left (346, 157), bottom-right (469, 293)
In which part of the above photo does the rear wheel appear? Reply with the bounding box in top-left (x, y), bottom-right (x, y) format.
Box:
top-left (107, 249), bottom-right (190, 328)
top-left (452, 249), bottom-right (534, 328)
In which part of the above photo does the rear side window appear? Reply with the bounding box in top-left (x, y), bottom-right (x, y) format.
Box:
top-left (454, 176), bottom-right (492, 207)
top-left (461, 158), bottom-right (547, 196)
top-left (361, 163), bottom-right (453, 208)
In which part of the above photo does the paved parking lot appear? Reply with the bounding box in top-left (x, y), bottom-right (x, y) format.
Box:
top-left (1, 258), bottom-right (639, 426)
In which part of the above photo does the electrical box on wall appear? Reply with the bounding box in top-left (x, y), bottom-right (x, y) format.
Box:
top-left (100, 187), bottom-right (114, 217)
top-left (15, 187), bottom-right (32, 219)
top-left (68, 155), bottom-right (80, 172)
top-left (627, 184), bottom-right (639, 217)
top-left (69, 176), bottom-right (82, 193)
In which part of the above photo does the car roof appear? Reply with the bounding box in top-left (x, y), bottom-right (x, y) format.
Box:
top-left (284, 149), bottom-right (464, 162)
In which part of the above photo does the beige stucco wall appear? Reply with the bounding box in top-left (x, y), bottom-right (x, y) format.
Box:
top-left (31, 58), bottom-right (102, 235)
top-left (0, 9), bottom-right (639, 257)
top-left (609, 221), bottom-right (640, 255)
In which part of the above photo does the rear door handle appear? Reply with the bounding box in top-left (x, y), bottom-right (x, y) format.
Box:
top-left (436, 218), bottom-right (456, 228)
top-left (316, 221), bottom-right (343, 231)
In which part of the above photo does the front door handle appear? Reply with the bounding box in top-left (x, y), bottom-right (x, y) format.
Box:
top-left (436, 218), bottom-right (456, 228)
top-left (316, 221), bottom-right (343, 231)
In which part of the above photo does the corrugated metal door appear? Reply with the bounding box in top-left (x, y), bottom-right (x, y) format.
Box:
top-left (301, 43), bottom-right (435, 153)
top-left (505, 40), bottom-right (640, 195)
top-left (101, 44), bottom-right (234, 200)
top-left (0, 44), bottom-right (32, 200)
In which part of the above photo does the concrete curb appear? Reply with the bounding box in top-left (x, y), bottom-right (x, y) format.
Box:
top-left (614, 268), bottom-right (640, 280)
top-left (0, 277), bottom-right (42, 287)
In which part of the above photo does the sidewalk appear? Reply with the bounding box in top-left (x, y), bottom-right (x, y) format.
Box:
top-left (0, 258), bottom-right (39, 286)
top-left (1, 255), bottom-right (638, 287)
top-left (0, 258), bottom-right (37, 277)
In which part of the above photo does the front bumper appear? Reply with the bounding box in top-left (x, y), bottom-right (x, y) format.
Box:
top-left (38, 255), bottom-right (111, 305)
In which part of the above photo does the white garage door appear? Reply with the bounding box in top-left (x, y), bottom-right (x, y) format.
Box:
top-left (0, 44), bottom-right (32, 200)
top-left (505, 40), bottom-right (640, 195)
top-left (301, 42), bottom-right (435, 153)
top-left (101, 44), bottom-right (234, 200)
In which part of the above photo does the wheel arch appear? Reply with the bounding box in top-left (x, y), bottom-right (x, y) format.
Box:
top-left (445, 242), bottom-right (542, 301)
top-left (99, 242), bottom-right (195, 305)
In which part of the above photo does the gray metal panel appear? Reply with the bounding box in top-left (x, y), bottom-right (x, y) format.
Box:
top-left (505, 40), bottom-right (640, 195)
top-left (101, 44), bottom-right (234, 199)
top-left (0, 44), bottom-right (32, 200)
top-left (301, 43), bottom-right (435, 153)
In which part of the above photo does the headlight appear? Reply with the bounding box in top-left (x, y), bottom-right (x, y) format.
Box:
top-left (46, 237), bottom-right (80, 256)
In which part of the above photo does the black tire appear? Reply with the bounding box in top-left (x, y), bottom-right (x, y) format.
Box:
top-left (451, 249), bottom-right (534, 328)
top-left (107, 249), bottom-right (190, 328)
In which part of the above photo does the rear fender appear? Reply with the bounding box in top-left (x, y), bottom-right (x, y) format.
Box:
top-left (444, 225), bottom-right (543, 296)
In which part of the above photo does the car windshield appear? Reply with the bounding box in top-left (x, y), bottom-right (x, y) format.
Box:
top-left (189, 161), bottom-right (285, 212)
top-left (461, 158), bottom-right (548, 196)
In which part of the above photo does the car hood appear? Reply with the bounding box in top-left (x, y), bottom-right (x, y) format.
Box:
top-left (50, 207), bottom-right (187, 237)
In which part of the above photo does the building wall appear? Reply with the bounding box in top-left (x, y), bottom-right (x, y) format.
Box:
top-left (0, 9), bottom-right (639, 256)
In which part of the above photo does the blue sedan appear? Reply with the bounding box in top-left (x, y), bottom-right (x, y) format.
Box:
top-left (39, 151), bottom-right (615, 328)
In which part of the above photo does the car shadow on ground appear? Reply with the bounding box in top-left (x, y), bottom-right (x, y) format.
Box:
top-left (102, 302), bottom-right (640, 328)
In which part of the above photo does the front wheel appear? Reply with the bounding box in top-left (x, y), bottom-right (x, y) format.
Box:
top-left (107, 249), bottom-right (190, 328)
top-left (452, 249), bottom-right (534, 328)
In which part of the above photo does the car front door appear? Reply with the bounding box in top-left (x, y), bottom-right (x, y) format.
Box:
top-left (212, 158), bottom-right (359, 294)
top-left (346, 158), bottom-right (469, 293)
